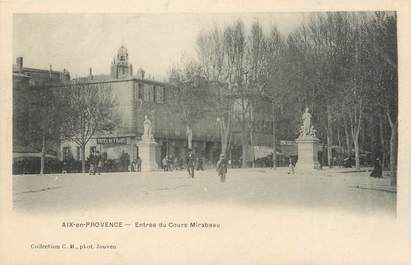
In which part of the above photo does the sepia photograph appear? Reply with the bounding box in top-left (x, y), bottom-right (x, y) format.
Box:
top-left (12, 12), bottom-right (398, 214)
top-left (1, 2), bottom-right (410, 264)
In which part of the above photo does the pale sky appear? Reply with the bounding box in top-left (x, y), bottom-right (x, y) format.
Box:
top-left (13, 13), bottom-right (304, 81)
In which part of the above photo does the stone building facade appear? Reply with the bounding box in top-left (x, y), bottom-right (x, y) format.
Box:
top-left (60, 46), bottom-right (275, 168)
top-left (60, 77), bottom-right (222, 167)
top-left (12, 57), bottom-right (71, 160)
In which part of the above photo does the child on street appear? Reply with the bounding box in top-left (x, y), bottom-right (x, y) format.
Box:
top-left (217, 154), bottom-right (228, 182)
top-left (288, 157), bottom-right (295, 175)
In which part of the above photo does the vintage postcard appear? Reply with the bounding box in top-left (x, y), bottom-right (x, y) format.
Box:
top-left (0, 0), bottom-right (410, 264)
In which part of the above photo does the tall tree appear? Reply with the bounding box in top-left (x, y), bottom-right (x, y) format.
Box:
top-left (224, 20), bottom-right (249, 167)
top-left (169, 59), bottom-right (214, 150)
top-left (244, 21), bottom-right (270, 167)
top-left (61, 81), bottom-right (118, 173)
top-left (196, 26), bottom-right (233, 157)
top-left (366, 12), bottom-right (398, 184)
top-left (307, 13), bottom-right (352, 167)
top-left (343, 13), bottom-right (375, 170)
top-left (38, 83), bottom-right (68, 174)
top-left (13, 76), bottom-right (68, 174)
top-left (261, 26), bottom-right (286, 169)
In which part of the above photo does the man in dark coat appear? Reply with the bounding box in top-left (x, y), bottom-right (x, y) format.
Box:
top-left (196, 156), bottom-right (204, 171)
top-left (89, 151), bottom-right (96, 175)
top-left (186, 150), bottom-right (195, 178)
top-left (370, 158), bottom-right (382, 178)
top-left (96, 151), bottom-right (103, 175)
top-left (217, 154), bottom-right (227, 182)
top-left (162, 156), bottom-right (169, 172)
top-left (136, 156), bottom-right (142, 172)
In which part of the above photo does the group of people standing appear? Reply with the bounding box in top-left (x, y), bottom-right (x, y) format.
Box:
top-left (370, 158), bottom-right (383, 178)
top-left (161, 155), bottom-right (185, 172)
top-left (131, 157), bottom-right (142, 172)
top-left (187, 150), bottom-right (228, 182)
top-left (161, 151), bottom-right (205, 173)
top-left (89, 151), bottom-right (103, 175)
top-left (286, 155), bottom-right (383, 178)
top-left (161, 150), bottom-right (228, 182)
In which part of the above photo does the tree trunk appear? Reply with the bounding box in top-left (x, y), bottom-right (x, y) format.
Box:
top-left (344, 117), bottom-right (351, 155)
top-left (350, 115), bottom-right (361, 171)
top-left (327, 105), bottom-right (333, 168)
top-left (379, 120), bottom-right (386, 169)
top-left (221, 133), bottom-right (226, 156)
top-left (337, 124), bottom-right (342, 151)
top-left (40, 135), bottom-right (46, 175)
top-left (353, 133), bottom-right (360, 170)
top-left (187, 125), bottom-right (193, 150)
top-left (250, 131), bottom-right (255, 168)
top-left (166, 134), bottom-right (169, 158)
top-left (81, 144), bottom-right (86, 173)
top-left (241, 133), bottom-right (248, 168)
top-left (389, 124), bottom-right (397, 186)
top-left (386, 103), bottom-right (397, 186)
top-left (241, 98), bottom-right (248, 168)
top-left (272, 101), bottom-right (276, 170)
top-left (361, 118), bottom-right (366, 153)
top-left (219, 118), bottom-right (230, 158)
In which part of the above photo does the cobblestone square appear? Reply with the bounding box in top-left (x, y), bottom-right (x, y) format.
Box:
top-left (13, 167), bottom-right (396, 215)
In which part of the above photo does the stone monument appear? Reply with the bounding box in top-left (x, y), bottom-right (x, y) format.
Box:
top-left (186, 125), bottom-right (193, 150)
top-left (295, 107), bottom-right (320, 170)
top-left (137, 115), bottom-right (158, 171)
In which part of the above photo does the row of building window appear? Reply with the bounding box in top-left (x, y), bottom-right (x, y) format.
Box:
top-left (135, 83), bottom-right (166, 104)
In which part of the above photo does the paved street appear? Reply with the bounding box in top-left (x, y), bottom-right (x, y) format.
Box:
top-left (12, 167), bottom-right (396, 215)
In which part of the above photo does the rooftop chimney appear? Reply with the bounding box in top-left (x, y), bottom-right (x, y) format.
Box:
top-left (49, 64), bottom-right (53, 80)
top-left (16, 57), bottom-right (23, 72)
top-left (137, 68), bottom-right (145, 79)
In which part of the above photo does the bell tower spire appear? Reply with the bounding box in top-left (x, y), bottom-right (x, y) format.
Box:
top-left (110, 45), bottom-right (132, 79)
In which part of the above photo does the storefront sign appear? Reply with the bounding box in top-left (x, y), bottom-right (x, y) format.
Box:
top-left (96, 137), bottom-right (128, 145)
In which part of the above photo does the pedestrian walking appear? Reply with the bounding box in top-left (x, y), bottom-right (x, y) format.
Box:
top-left (216, 154), bottom-right (227, 182)
top-left (288, 157), bottom-right (295, 174)
top-left (89, 151), bottom-right (96, 175)
top-left (162, 156), bottom-right (169, 171)
top-left (173, 157), bottom-right (179, 171)
top-left (136, 156), bottom-right (142, 172)
top-left (178, 157), bottom-right (183, 170)
top-left (97, 160), bottom-right (102, 175)
top-left (96, 152), bottom-right (103, 175)
top-left (196, 156), bottom-right (204, 171)
top-left (131, 159), bottom-right (137, 172)
top-left (62, 161), bottom-right (67, 174)
top-left (370, 157), bottom-right (382, 178)
top-left (186, 150), bottom-right (195, 178)
top-left (168, 156), bottom-right (174, 171)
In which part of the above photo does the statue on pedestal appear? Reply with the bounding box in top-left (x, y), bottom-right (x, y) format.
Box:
top-left (142, 115), bottom-right (154, 141)
top-left (138, 115), bottom-right (158, 171)
top-left (299, 107), bottom-right (316, 138)
top-left (296, 107), bottom-right (320, 170)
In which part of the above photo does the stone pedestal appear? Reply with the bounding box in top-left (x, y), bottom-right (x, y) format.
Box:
top-left (296, 136), bottom-right (321, 170)
top-left (137, 140), bottom-right (158, 171)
